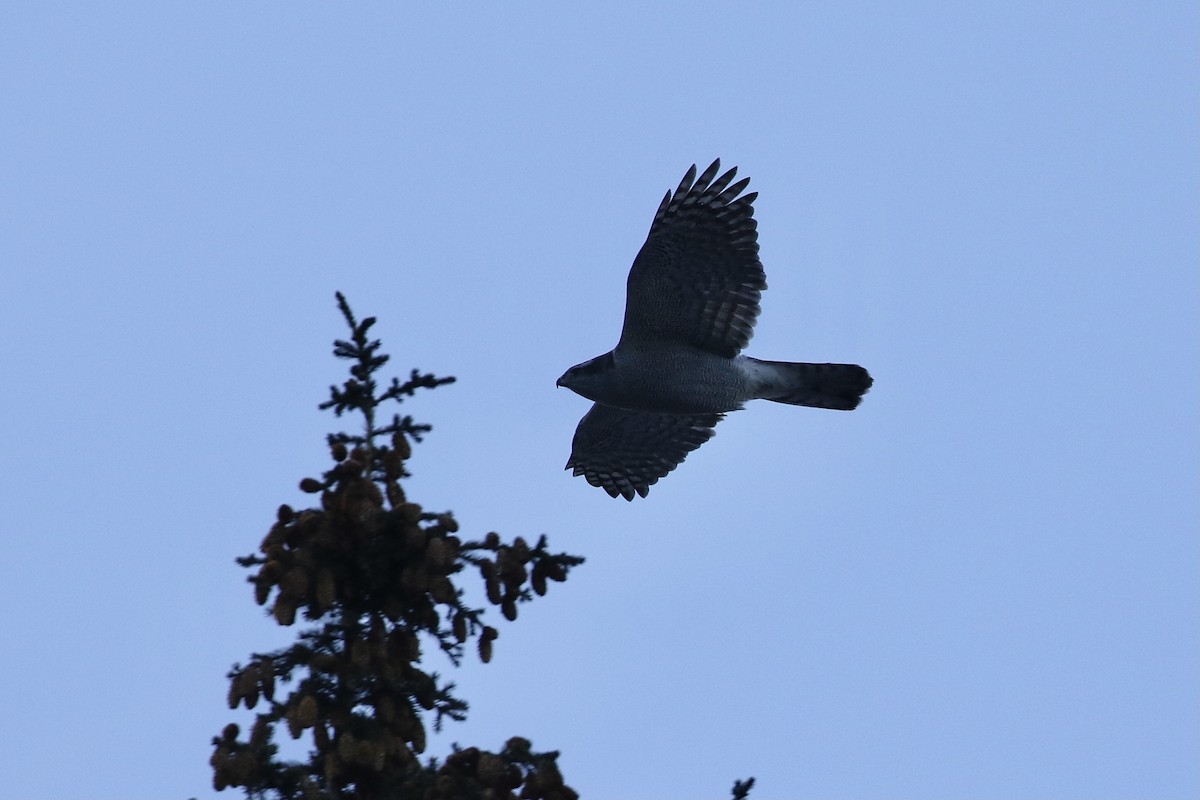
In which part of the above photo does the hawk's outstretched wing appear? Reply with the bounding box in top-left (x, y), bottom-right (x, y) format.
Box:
top-left (565, 404), bottom-right (723, 500)
top-left (618, 159), bottom-right (764, 358)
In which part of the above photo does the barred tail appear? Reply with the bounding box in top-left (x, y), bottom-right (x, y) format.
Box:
top-left (749, 359), bottom-right (873, 410)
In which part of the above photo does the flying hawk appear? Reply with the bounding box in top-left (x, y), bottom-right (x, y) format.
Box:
top-left (557, 160), bottom-right (872, 500)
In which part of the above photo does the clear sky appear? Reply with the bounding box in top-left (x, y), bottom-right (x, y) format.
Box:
top-left (2, 3), bottom-right (1197, 799)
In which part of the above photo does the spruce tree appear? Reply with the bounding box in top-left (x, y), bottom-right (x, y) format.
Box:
top-left (212, 294), bottom-right (582, 799)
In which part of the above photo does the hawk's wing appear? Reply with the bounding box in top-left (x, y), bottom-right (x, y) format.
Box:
top-left (565, 404), bottom-right (723, 500)
top-left (618, 159), bottom-right (764, 358)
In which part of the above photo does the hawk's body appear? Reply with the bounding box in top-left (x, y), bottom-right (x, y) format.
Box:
top-left (558, 160), bottom-right (872, 500)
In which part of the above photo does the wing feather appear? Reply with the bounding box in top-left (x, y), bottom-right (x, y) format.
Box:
top-left (564, 404), bottom-right (722, 500)
top-left (618, 159), bottom-right (765, 358)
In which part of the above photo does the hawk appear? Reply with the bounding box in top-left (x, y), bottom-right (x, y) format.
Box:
top-left (557, 160), bottom-right (872, 500)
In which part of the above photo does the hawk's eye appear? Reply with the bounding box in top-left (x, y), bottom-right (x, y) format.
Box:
top-left (577, 353), bottom-right (613, 375)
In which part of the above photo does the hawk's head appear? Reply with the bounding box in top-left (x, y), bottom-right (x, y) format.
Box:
top-left (556, 352), bottom-right (615, 402)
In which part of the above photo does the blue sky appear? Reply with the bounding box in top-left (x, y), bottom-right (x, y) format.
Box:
top-left (2, 2), bottom-right (1197, 798)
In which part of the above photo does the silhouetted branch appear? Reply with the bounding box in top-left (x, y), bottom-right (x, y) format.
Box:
top-left (731, 777), bottom-right (756, 799)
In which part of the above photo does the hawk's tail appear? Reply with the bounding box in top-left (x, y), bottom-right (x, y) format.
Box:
top-left (748, 359), bottom-right (873, 410)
